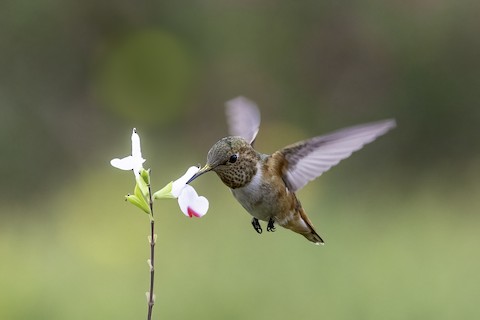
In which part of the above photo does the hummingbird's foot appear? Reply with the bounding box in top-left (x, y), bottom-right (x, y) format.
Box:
top-left (251, 218), bottom-right (263, 234)
top-left (267, 218), bottom-right (276, 232)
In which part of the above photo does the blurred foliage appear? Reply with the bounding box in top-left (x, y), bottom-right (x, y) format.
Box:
top-left (0, 0), bottom-right (479, 319)
top-left (94, 29), bottom-right (194, 124)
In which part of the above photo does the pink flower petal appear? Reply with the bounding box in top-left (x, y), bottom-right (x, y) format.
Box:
top-left (178, 185), bottom-right (208, 218)
top-left (187, 207), bottom-right (201, 218)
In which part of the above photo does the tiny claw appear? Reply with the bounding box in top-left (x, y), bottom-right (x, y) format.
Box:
top-left (251, 218), bottom-right (262, 234)
top-left (267, 218), bottom-right (276, 232)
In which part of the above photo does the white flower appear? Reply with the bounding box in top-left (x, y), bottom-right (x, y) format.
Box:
top-left (111, 129), bottom-right (209, 218)
top-left (110, 128), bottom-right (146, 178)
top-left (171, 166), bottom-right (200, 197)
top-left (154, 166), bottom-right (209, 218)
top-left (178, 185), bottom-right (209, 218)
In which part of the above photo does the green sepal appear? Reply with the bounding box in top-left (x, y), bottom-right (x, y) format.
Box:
top-left (140, 168), bottom-right (150, 185)
top-left (136, 170), bottom-right (150, 198)
top-left (135, 183), bottom-right (148, 203)
top-left (125, 194), bottom-right (151, 214)
top-left (153, 181), bottom-right (175, 200)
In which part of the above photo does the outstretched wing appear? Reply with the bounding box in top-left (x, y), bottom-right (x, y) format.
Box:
top-left (225, 96), bottom-right (261, 145)
top-left (278, 119), bottom-right (396, 192)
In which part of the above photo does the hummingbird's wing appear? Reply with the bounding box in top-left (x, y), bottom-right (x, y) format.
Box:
top-left (278, 119), bottom-right (396, 192)
top-left (225, 96), bottom-right (261, 145)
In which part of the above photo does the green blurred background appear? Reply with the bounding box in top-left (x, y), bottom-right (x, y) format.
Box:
top-left (1, 1), bottom-right (479, 319)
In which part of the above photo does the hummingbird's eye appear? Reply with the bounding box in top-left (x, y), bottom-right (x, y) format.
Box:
top-left (229, 154), bottom-right (238, 163)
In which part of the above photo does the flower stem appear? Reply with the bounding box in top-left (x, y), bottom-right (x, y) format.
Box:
top-left (147, 185), bottom-right (156, 320)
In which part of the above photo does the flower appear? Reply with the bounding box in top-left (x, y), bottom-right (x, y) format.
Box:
top-left (154, 166), bottom-right (209, 218)
top-left (171, 166), bottom-right (200, 197)
top-left (111, 128), bottom-right (208, 218)
top-left (110, 128), bottom-right (146, 178)
top-left (178, 184), bottom-right (209, 218)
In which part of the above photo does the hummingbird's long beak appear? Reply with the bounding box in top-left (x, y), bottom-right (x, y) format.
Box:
top-left (187, 164), bottom-right (212, 184)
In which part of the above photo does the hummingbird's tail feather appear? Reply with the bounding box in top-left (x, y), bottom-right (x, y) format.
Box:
top-left (297, 207), bottom-right (325, 245)
top-left (301, 230), bottom-right (324, 245)
top-left (280, 206), bottom-right (325, 245)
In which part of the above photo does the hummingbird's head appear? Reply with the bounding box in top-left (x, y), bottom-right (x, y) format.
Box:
top-left (188, 136), bottom-right (260, 189)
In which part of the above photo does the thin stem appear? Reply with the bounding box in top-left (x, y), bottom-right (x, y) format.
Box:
top-left (147, 184), bottom-right (156, 320)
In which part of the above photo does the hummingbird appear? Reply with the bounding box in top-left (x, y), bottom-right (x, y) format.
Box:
top-left (188, 97), bottom-right (396, 244)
